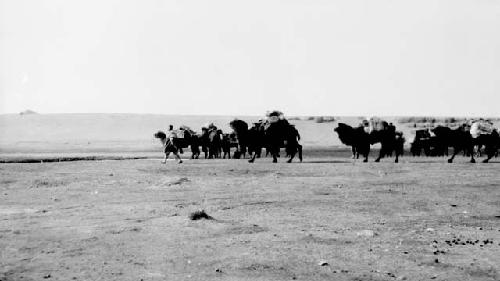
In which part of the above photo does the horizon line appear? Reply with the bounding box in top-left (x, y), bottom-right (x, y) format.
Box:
top-left (3, 112), bottom-right (500, 118)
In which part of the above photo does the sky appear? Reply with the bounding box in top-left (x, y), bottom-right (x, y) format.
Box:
top-left (1, 0), bottom-right (499, 116)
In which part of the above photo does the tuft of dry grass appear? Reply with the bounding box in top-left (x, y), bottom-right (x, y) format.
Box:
top-left (189, 210), bottom-right (213, 221)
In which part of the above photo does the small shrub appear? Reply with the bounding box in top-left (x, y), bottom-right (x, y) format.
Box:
top-left (189, 210), bottom-right (213, 220)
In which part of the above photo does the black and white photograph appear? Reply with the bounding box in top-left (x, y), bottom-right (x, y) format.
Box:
top-left (1, 1), bottom-right (499, 280)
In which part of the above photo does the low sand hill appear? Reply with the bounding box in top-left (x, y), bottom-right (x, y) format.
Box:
top-left (1, 114), bottom-right (498, 157)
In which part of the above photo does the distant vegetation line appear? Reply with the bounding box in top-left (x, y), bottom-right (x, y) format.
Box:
top-left (398, 116), bottom-right (500, 124)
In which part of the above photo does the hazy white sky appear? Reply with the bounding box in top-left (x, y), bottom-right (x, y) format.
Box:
top-left (1, 0), bottom-right (499, 116)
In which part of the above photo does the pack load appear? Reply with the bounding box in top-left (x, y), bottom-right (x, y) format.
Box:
top-left (203, 122), bottom-right (218, 131)
top-left (361, 117), bottom-right (388, 133)
top-left (170, 129), bottom-right (185, 138)
top-left (470, 120), bottom-right (495, 138)
top-left (179, 125), bottom-right (196, 136)
top-left (266, 110), bottom-right (285, 123)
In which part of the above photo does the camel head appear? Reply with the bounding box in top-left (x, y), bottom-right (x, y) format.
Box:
top-left (154, 131), bottom-right (167, 139)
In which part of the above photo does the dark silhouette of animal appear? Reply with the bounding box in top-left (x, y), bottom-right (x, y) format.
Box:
top-left (433, 124), bottom-right (499, 163)
top-left (204, 128), bottom-right (222, 159)
top-left (334, 122), bottom-right (404, 163)
top-left (432, 125), bottom-right (472, 163)
top-left (221, 133), bottom-right (234, 159)
top-left (153, 130), bottom-right (183, 163)
top-left (246, 122), bottom-right (266, 159)
top-left (174, 128), bottom-right (202, 159)
top-left (410, 129), bottom-right (432, 156)
top-left (248, 118), bottom-right (302, 163)
top-left (369, 122), bottom-right (405, 162)
top-left (284, 125), bottom-right (303, 161)
top-left (200, 128), bottom-right (210, 159)
top-left (334, 123), bottom-right (371, 161)
top-left (229, 119), bottom-right (249, 159)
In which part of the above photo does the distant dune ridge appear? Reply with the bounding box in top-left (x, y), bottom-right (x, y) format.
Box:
top-left (0, 113), bottom-right (498, 157)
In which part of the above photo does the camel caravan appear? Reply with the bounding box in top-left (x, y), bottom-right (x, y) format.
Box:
top-left (154, 111), bottom-right (302, 163)
top-left (408, 119), bottom-right (500, 163)
top-left (334, 117), bottom-right (405, 163)
top-left (155, 112), bottom-right (500, 163)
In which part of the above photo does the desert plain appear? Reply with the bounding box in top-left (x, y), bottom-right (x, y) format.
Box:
top-left (1, 114), bottom-right (499, 281)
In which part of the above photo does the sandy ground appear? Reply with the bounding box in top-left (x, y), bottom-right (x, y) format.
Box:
top-left (1, 154), bottom-right (499, 281)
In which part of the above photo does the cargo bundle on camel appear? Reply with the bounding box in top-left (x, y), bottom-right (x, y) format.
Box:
top-left (432, 119), bottom-right (500, 163)
top-left (228, 111), bottom-right (303, 163)
top-left (248, 111), bottom-right (302, 163)
top-left (334, 117), bottom-right (405, 163)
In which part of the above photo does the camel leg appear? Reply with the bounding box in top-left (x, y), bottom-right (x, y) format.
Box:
top-left (271, 147), bottom-right (279, 163)
top-left (359, 145), bottom-right (369, 162)
top-left (162, 152), bottom-right (170, 164)
top-left (298, 145), bottom-right (303, 162)
top-left (362, 154), bottom-right (368, 162)
top-left (482, 154), bottom-right (493, 163)
top-left (468, 144), bottom-right (476, 163)
top-left (248, 152), bottom-right (256, 163)
top-left (482, 145), bottom-right (495, 162)
top-left (191, 147), bottom-right (199, 159)
top-left (374, 148), bottom-right (383, 162)
top-left (448, 146), bottom-right (458, 163)
top-left (173, 152), bottom-right (183, 163)
top-left (375, 143), bottom-right (387, 162)
top-left (287, 147), bottom-right (296, 163)
top-left (241, 147), bottom-right (247, 159)
top-left (470, 153), bottom-right (476, 163)
top-left (351, 147), bottom-right (356, 159)
top-left (481, 144), bottom-right (495, 163)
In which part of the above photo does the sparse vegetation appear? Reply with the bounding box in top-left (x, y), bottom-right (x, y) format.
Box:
top-left (31, 178), bottom-right (65, 188)
top-left (303, 116), bottom-right (336, 123)
top-left (314, 116), bottom-right (336, 123)
top-left (398, 117), bottom-right (468, 124)
top-left (189, 210), bottom-right (213, 220)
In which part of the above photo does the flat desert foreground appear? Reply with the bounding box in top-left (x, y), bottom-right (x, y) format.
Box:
top-left (1, 156), bottom-right (499, 281)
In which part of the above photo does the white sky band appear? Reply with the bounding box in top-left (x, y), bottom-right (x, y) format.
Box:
top-left (1, 0), bottom-right (499, 116)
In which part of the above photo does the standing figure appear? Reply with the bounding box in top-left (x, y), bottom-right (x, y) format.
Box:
top-left (154, 125), bottom-right (183, 164)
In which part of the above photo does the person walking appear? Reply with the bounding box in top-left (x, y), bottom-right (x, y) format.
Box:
top-left (158, 125), bottom-right (183, 164)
